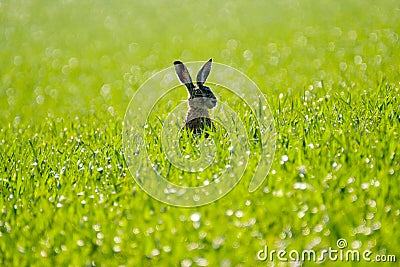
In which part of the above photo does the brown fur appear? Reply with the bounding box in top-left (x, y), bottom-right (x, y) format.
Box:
top-left (174, 59), bottom-right (216, 137)
top-left (184, 109), bottom-right (214, 136)
top-left (183, 96), bottom-right (216, 136)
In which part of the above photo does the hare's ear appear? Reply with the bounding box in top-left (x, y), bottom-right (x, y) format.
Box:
top-left (196, 58), bottom-right (212, 86)
top-left (174, 61), bottom-right (195, 94)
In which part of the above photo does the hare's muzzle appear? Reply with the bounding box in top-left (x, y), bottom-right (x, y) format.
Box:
top-left (209, 98), bottom-right (217, 108)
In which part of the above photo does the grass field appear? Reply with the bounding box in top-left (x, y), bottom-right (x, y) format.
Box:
top-left (1, 0), bottom-right (399, 266)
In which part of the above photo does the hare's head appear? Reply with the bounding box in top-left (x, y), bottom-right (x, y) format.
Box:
top-left (174, 59), bottom-right (217, 109)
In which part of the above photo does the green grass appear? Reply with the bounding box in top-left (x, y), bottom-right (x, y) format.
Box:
top-left (1, 0), bottom-right (399, 266)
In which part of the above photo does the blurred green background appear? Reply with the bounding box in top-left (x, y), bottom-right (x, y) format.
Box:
top-left (1, 0), bottom-right (399, 266)
top-left (2, 0), bottom-right (399, 121)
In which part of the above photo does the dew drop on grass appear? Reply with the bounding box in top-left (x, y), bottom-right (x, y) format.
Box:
top-left (360, 63), bottom-right (367, 71)
top-left (314, 224), bottom-right (323, 233)
top-left (302, 227), bottom-right (310, 235)
top-left (68, 57), bottom-right (79, 68)
top-left (36, 95), bottom-right (44, 104)
top-left (14, 56), bottom-right (22, 66)
top-left (269, 56), bottom-right (279, 66)
top-left (187, 242), bottom-right (199, 251)
top-left (298, 211), bottom-right (305, 218)
top-left (193, 222), bottom-right (200, 230)
top-left (227, 39), bottom-right (238, 50)
top-left (297, 165), bottom-right (306, 174)
top-left (151, 248), bottom-right (160, 257)
top-left (180, 259), bottom-right (192, 267)
top-left (107, 106), bottom-right (115, 116)
top-left (273, 189), bottom-right (283, 197)
top-left (374, 55), bottom-right (382, 65)
top-left (348, 30), bottom-right (358, 40)
top-left (100, 84), bottom-right (111, 99)
top-left (235, 210), bottom-right (243, 218)
top-left (190, 212), bottom-right (201, 222)
top-left (41, 250), bottom-right (47, 257)
top-left (17, 245), bottom-right (25, 254)
top-left (212, 237), bottom-right (224, 249)
top-left (194, 258), bottom-right (208, 267)
top-left (225, 210), bottom-right (233, 216)
top-left (92, 224), bottom-right (101, 232)
top-left (243, 50), bottom-right (253, 61)
top-left (361, 182), bottom-right (370, 190)
top-left (369, 32), bottom-right (378, 42)
top-left (352, 240), bottom-right (362, 249)
top-left (372, 222), bottom-right (381, 231)
top-left (162, 246), bottom-right (171, 253)
top-left (367, 199), bottom-right (376, 208)
top-left (293, 182), bottom-right (307, 190)
top-left (354, 55), bottom-right (362, 65)
top-left (366, 212), bottom-right (374, 220)
top-left (339, 62), bottom-right (347, 71)
top-left (113, 236), bottom-right (121, 243)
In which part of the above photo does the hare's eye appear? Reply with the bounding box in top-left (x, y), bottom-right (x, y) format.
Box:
top-left (195, 89), bottom-right (202, 95)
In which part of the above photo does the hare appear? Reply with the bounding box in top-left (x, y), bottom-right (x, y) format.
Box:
top-left (174, 59), bottom-right (217, 137)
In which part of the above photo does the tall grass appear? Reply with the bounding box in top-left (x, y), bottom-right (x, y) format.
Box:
top-left (1, 0), bottom-right (399, 266)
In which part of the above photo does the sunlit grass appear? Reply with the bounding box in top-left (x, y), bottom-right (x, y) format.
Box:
top-left (1, 0), bottom-right (399, 266)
